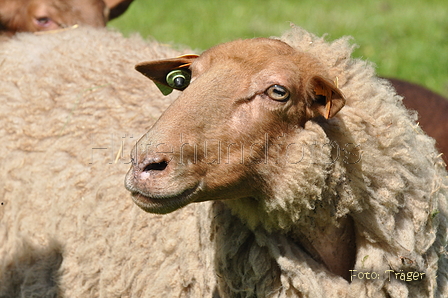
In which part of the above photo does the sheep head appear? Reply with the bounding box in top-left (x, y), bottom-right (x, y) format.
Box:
top-left (0, 0), bottom-right (133, 33)
top-left (125, 38), bottom-right (345, 215)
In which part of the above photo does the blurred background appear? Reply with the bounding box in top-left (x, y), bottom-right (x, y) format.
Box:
top-left (109, 0), bottom-right (448, 96)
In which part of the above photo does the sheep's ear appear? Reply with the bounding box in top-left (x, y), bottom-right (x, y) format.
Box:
top-left (104, 0), bottom-right (134, 21)
top-left (135, 54), bottom-right (199, 95)
top-left (308, 76), bottom-right (345, 119)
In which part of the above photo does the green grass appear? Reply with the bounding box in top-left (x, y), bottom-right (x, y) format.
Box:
top-left (109, 0), bottom-right (448, 96)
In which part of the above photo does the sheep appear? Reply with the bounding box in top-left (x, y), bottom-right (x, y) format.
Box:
top-left (0, 27), bottom-right (218, 297)
top-left (125, 26), bottom-right (448, 297)
top-left (0, 25), bottom-right (447, 298)
top-left (388, 78), bottom-right (448, 166)
top-left (0, 0), bottom-right (133, 33)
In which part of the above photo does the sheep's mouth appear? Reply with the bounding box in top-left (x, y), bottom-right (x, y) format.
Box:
top-left (130, 185), bottom-right (199, 214)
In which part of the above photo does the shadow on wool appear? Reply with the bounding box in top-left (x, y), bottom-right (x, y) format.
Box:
top-left (0, 239), bottom-right (63, 298)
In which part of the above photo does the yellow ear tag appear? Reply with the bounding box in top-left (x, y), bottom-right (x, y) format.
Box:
top-left (156, 69), bottom-right (192, 96)
top-left (166, 69), bottom-right (191, 90)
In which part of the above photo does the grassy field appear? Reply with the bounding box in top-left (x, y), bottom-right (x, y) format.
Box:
top-left (109, 0), bottom-right (448, 97)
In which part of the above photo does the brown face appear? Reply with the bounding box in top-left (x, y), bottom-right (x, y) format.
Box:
top-left (125, 38), bottom-right (345, 214)
top-left (0, 0), bottom-right (107, 33)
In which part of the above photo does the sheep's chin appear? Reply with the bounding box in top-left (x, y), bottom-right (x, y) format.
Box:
top-left (131, 185), bottom-right (199, 214)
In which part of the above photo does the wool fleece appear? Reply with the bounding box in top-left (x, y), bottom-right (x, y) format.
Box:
top-left (0, 27), bottom-right (217, 297)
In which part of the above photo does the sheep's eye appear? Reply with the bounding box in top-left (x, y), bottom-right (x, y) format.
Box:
top-left (36, 17), bottom-right (51, 26)
top-left (266, 85), bottom-right (290, 101)
top-left (166, 69), bottom-right (191, 90)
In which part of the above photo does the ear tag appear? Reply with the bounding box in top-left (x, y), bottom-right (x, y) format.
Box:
top-left (155, 69), bottom-right (192, 96)
top-left (166, 69), bottom-right (191, 90)
top-left (136, 54), bottom-right (197, 96)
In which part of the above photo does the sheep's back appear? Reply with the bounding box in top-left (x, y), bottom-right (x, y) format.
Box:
top-left (0, 27), bottom-right (216, 297)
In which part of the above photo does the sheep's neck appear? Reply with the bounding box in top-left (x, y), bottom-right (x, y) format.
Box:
top-left (293, 215), bottom-right (356, 281)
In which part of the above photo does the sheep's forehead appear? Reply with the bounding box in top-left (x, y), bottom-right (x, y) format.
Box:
top-left (196, 38), bottom-right (297, 70)
top-left (190, 38), bottom-right (303, 94)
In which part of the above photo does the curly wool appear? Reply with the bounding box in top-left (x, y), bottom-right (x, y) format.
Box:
top-left (215, 26), bottom-right (448, 297)
top-left (0, 27), bottom-right (217, 297)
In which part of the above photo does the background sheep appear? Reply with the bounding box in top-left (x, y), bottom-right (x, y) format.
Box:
top-left (0, 0), bottom-right (133, 33)
top-left (0, 27), bottom-right (217, 297)
top-left (126, 26), bottom-right (448, 297)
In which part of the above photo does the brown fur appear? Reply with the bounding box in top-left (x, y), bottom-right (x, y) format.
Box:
top-left (0, 0), bottom-right (133, 33)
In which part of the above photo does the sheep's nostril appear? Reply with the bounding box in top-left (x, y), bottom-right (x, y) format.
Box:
top-left (143, 161), bottom-right (168, 172)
